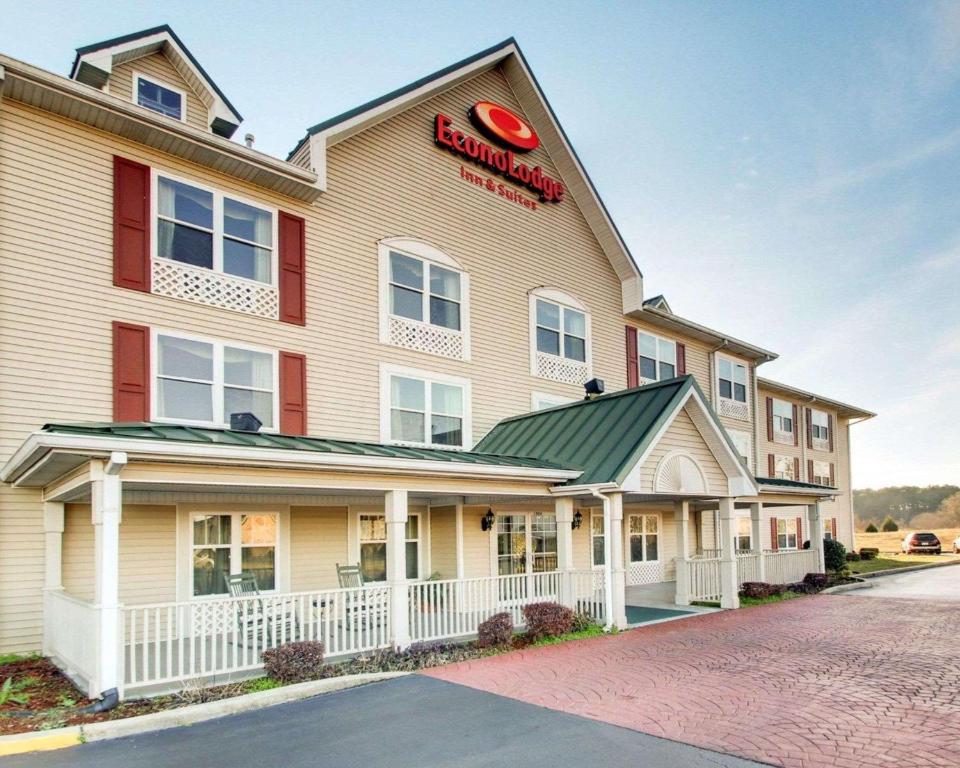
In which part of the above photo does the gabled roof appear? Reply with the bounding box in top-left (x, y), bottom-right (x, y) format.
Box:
top-left (642, 294), bottom-right (672, 313)
top-left (475, 376), bottom-right (754, 493)
top-left (69, 24), bottom-right (242, 138)
top-left (757, 378), bottom-right (876, 420)
top-left (287, 38), bottom-right (643, 310)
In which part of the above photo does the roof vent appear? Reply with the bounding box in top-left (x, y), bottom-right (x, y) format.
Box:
top-left (244, 133), bottom-right (255, 149)
top-left (230, 412), bottom-right (262, 432)
top-left (583, 378), bottom-right (605, 400)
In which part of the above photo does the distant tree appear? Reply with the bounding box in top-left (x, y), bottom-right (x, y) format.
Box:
top-left (881, 515), bottom-right (899, 532)
top-left (865, 522), bottom-right (878, 533)
top-left (854, 485), bottom-right (959, 528)
top-left (938, 492), bottom-right (960, 526)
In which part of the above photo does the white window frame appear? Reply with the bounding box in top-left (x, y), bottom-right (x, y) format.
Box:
top-left (350, 509), bottom-right (422, 583)
top-left (812, 459), bottom-right (831, 485)
top-left (735, 516), bottom-right (752, 552)
top-left (810, 409), bottom-right (830, 450)
top-left (716, 354), bottom-right (749, 405)
top-left (151, 169), bottom-right (279, 288)
top-left (530, 392), bottom-right (576, 411)
top-left (636, 330), bottom-right (677, 384)
top-left (773, 398), bottom-right (794, 444)
top-left (823, 518), bottom-right (834, 541)
top-left (777, 518), bottom-right (798, 550)
top-left (377, 238), bottom-right (471, 360)
top-left (590, 511), bottom-right (605, 568)
top-left (132, 72), bottom-right (187, 123)
top-left (528, 288), bottom-right (592, 381)
top-left (627, 513), bottom-right (661, 564)
top-left (773, 455), bottom-right (795, 481)
top-left (379, 363), bottom-right (472, 450)
top-left (488, 511), bottom-right (559, 576)
top-left (150, 328), bottom-right (280, 432)
top-left (729, 429), bottom-right (753, 470)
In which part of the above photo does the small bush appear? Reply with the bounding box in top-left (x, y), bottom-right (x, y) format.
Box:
top-left (859, 548), bottom-right (879, 560)
top-left (881, 516), bottom-right (899, 532)
top-left (740, 582), bottom-right (785, 599)
top-left (845, 552), bottom-right (861, 562)
top-left (477, 612), bottom-right (513, 648)
top-left (787, 582), bottom-right (817, 594)
top-left (521, 602), bottom-right (574, 640)
top-left (571, 611), bottom-right (595, 633)
top-left (865, 522), bottom-right (879, 533)
top-left (803, 572), bottom-right (829, 590)
top-left (262, 641), bottom-right (325, 683)
top-left (824, 538), bottom-right (847, 572)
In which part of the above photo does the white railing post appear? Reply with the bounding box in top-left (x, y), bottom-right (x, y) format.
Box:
top-left (385, 489), bottom-right (410, 650)
top-left (749, 502), bottom-right (765, 581)
top-left (718, 498), bottom-right (740, 609)
top-left (674, 500), bottom-right (691, 605)
top-left (555, 497), bottom-right (575, 609)
top-left (92, 453), bottom-right (126, 697)
top-left (809, 502), bottom-right (825, 574)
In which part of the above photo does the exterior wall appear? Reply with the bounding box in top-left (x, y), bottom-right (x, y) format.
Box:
top-left (429, 505), bottom-right (457, 579)
top-left (637, 409), bottom-right (729, 495)
top-left (107, 52), bottom-right (209, 133)
top-left (290, 506), bottom-right (349, 591)
top-left (461, 507), bottom-right (493, 579)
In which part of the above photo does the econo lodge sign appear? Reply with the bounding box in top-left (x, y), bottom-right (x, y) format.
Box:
top-left (434, 101), bottom-right (565, 204)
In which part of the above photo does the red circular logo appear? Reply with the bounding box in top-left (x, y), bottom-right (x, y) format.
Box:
top-left (468, 101), bottom-right (540, 152)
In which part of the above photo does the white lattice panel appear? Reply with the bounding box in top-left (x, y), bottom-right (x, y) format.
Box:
top-left (153, 260), bottom-right (279, 319)
top-left (388, 316), bottom-right (465, 360)
top-left (719, 398), bottom-right (750, 421)
top-left (191, 599), bottom-right (235, 636)
top-left (813, 438), bottom-right (830, 451)
top-left (627, 560), bottom-right (664, 586)
top-left (536, 352), bottom-right (588, 385)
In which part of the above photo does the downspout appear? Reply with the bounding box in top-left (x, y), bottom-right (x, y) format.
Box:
top-left (80, 688), bottom-right (119, 714)
top-left (590, 487), bottom-right (615, 631)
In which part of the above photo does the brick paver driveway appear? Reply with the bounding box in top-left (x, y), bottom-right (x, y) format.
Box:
top-left (424, 594), bottom-right (960, 768)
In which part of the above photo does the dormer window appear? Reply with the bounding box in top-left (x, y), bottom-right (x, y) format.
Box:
top-left (135, 73), bottom-right (185, 122)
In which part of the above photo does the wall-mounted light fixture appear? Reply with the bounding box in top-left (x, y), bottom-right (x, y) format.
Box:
top-left (481, 508), bottom-right (495, 531)
top-left (572, 510), bottom-right (583, 530)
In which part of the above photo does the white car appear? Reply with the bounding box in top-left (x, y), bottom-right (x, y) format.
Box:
top-left (953, 536), bottom-right (960, 555)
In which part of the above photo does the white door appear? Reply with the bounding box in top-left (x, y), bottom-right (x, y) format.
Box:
top-left (626, 513), bottom-right (664, 585)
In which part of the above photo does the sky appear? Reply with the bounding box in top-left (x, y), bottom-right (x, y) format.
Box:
top-left (2, 0), bottom-right (957, 490)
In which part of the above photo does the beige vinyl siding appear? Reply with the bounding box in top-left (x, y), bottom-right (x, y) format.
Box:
top-left (572, 511), bottom-right (593, 570)
top-left (758, 389), bottom-right (804, 478)
top-left (638, 408), bottom-right (728, 495)
top-left (108, 52), bottom-right (208, 132)
top-left (626, 320), bottom-right (713, 394)
top-left (462, 507), bottom-right (492, 578)
top-left (62, 504), bottom-right (96, 602)
top-left (0, 487), bottom-right (45, 652)
top-left (290, 506), bottom-right (348, 591)
top-left (429, 506), bottom-right (457, 579)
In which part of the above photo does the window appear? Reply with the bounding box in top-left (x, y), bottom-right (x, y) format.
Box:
top-left (811, 410), bottom-right (830, 449)
top-left (531, 514), bottom-right (558, 572)
top-left (773, 399), bottom-right (794, 442)
top-left (496, 513), bottom-right (557, 575)
top-left (358, 513), bottom-right (420, 581)
top-left (192, 513), bottom-right (277, 596)
top-left (591, 513), bottom-right (605, 567)
top-left (774, 455), bottom-right (795, 480)
top-left (729, 430), bottom-right (752, 468)
top-left (535, 299), bottom-right (586, 362)
top-left (777, 518), bottom-right (798, 550)
top-left (154, 331), bottom-right (277, 429)
top-left (718, 357), bottom-right (747, 403)
top-left (736, 517), bottom-right (752, 551)
top-left (156, 173), bottom-right (275, 285)
top-left (628, 514), bottom-right (659, 563)
top-left (135, 74), bottom-right (185, 121)
top-left (812, 460), bottom-right (831, 485)
top-left (388, 250), bottom-right (462, 331)
top-left (822, 519), bottom-right (833, 541)
top-left (637, 332), bottom-right (677, 382)
top-left (531, 392), bottom-right (575, 411)
top-left (383, 367), bottom-right (469, 449)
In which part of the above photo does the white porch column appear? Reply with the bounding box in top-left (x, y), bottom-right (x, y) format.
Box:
top-left (808, 502), bottom-right (825, 573)
top-left (42, 502), bottom-right (65, 657)
top-left (454, 502), bottom-right (464, 581)
top-left (674, 501), bottom-right (690, 606)
top-left (92, 453), bottom-right (126, 696)
top-left (555, 497), bottom-right (575, 608)
top-left (608, 493), bottom-right (627, 629)
top-left (749, 502), bottom-right (765, 581)
top-left (385, 489), bottom-right (410, 650)
top-left (718, 497), bottom-right (740, 609)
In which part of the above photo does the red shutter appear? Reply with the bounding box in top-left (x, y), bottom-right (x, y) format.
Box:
top-left (770, 517), bottom-right (779, 551)
top-left (831, 518), bottom-right (838, 539)
top-left (113, 156), bottom-right (150, 292)
top-left (792, 404), bottom-right (799, 446)
top-left (767, 453), bottom-right (775, 477)
top-left (625, 326), bottom-right (638, 387)
top-left (676, 342), bottom-right (686, 376)
top-left (827, 414), bottom-right (834, 452)
top-left (765, 397), bottom-right (774, 441)
top-left (807, 459), bottom-right (815, 483)
top-left (112, 321), bottom-right (150, 421)
top-left (279, 351), bottom-right (307, 434)
top-left (278, 212), bottom-right (306, 326)
top-left (805, 407), bottom-right (813, 449)
top-left (796, 516), bottom-right (803, 548)
top-left (829, 462), bottom-right (836, 486)
top-left (793, 457), bottom-right (800, 481)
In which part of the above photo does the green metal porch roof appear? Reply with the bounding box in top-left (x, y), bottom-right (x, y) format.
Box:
top-left (474, 376), bottom-right (700, 486)
top-left (39, 422), bottom-right (570, 472)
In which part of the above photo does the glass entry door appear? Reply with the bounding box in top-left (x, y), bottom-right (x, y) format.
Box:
top-left (497, 515), bottom-right (528, 575)
top-left (627, 513), bottom-right (663, 586)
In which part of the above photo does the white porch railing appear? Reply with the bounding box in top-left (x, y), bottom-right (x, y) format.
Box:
top-left (123, 585), bottom-right (391, 691)
top-left (763, 549), bottom-right (820, 584)
top-left (736, 551), bottom-right (762, 586)
top-left (44, 590), bottom-right (101, 697)
top-left (679, 557), bottom-right (722, 603)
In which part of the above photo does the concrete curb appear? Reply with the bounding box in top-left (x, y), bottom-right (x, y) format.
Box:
top-left (822, 579), bottom-right (871, 595)
top-left (855, 558), bottom-right (960, 580)
top-left (0, 671), bottom-right (408, 755)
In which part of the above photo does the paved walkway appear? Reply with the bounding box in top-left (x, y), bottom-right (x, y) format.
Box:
top-left (425, 593), bottom-right (960, 768)
top-left (857, 562), bottom-right (960, 600)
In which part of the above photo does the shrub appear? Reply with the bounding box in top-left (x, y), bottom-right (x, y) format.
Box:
top-left (824, 538), bottom-right (847, 572)
top-left (803, 572), bottom-right (829, 590)
top-left (740, 582), bottom-right (785, 599)
top-left (845, 551), bottom-right (861, 562)
top-left (881, 516), bottom-right (899, 532)
top-left (865, 522), bottom-right (879, 533)
top-left (521, 602), bottom-right (574, 640)
top-left (788, 582), bottom-right (817, 594)
top-left (477, 612), bottom-right (513, 648)
top-left (262, 641), bottom-right (325, 683)
top-left (859, 548), bottom-right (878, 560)
top-left (571, 610), bottom-right (596, 633)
